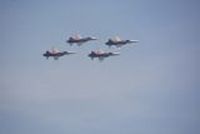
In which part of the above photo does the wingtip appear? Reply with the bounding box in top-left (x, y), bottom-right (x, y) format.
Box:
top-left (91, 37), bottom-right (97, 40)
top-left (68, 51), bottom-right (76, 54)
top-left (130, 40), bottom-right (139, 43)
top-left (112, 52), bottom-right (120, 55)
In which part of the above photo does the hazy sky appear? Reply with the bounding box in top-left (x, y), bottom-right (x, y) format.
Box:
top-left (0, 0), bottom-right (199, 134)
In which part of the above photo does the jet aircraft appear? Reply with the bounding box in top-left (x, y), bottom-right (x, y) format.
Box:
top-left (43, 48), bottom-right (75, 60)
top-left (105, 36), bottom-right (139, 48)
top-left (67, 34), bottom-right (97, 46)
top-left (88, 50), bottom-right (120, 61)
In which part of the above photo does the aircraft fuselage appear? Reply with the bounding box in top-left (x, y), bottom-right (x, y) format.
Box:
top-left (88, 51), bottom-right (119, 61)
top-left (43, 51), bottom-right (69, 60)
top-left (67, 37), bottom-right (96, 44)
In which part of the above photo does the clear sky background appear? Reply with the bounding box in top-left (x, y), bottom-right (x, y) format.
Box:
top-left (0, 0), bottom-right (199, 134)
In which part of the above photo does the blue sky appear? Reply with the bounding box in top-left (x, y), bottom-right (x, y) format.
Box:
top-left (0, 0), bottom-right (199, 134)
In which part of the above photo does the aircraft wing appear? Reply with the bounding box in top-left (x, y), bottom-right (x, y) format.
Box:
top-left (67, 51), bottom-right (76, 54)
top-left (98, 57), bottom-right (105, 61)
top-left (53, 56), bottom-right (59, 60)
top-left (77, 42), bottom-right (83, 46)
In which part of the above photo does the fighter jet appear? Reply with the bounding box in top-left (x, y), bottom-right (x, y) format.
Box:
top-left (43, 48), bottom-right (75, 60)
top-left (88, 50), bottom-right (120, 61)
top-left (66, 34), bottom-right (97, 46)
top-left (105, 36), bottom-right (139, 48)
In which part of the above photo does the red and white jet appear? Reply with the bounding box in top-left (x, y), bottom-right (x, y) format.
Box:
top-left (88, 50), bottom-right (120, 61)
top-left (105, 36), bottom-right (139, 48)
top-left (43, 48), bottom-right (75, 60)
top-left (67, 34), bottom-right (97, 46)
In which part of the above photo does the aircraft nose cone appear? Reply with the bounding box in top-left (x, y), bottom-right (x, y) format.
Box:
top-left (88, 53), bottom-right (92, 57)
top-left (105, 41), bottom-right (109, 45)
top-left (90, 37), bottom-right (97, 40)
top-left (129, 40), bottom-right (139, 43)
